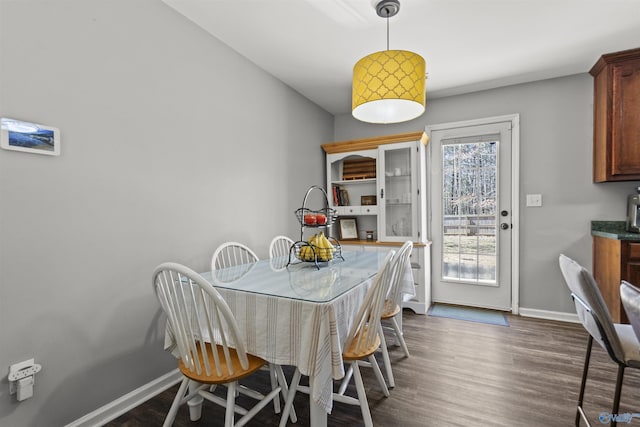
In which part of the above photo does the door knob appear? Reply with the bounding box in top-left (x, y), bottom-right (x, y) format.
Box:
top-left (500, 223), bottom-right (510, 230)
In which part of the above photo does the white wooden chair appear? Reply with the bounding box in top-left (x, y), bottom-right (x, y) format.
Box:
top-left (211, 242), bottom-right (259, 271)
top-left (210, 242), bottom-right (297, 421)
top-left (278, 251), bottom-right (396, 427)
top-left (378, 240), bottom-right (413, 388)
top-left (559, 255), bottom-right (640, 427)
top-left (269, 235), bottom-right (295, 259)
top-left (338, 242), bottom-right (412, 391)
top-left (152, 262), bottom-right (288, 427)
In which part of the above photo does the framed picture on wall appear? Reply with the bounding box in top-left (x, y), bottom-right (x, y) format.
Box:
top-left (337, 217), bottom-right (359, 240)
top-left (1, 117), bottom-right (60, 156)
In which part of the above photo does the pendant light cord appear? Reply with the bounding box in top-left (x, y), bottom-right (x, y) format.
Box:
top-left (386, 8), bottom-right (390, 50)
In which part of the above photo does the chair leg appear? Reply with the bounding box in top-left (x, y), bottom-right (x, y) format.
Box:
top-left (279, 368), bottom-right (301, 427)
top-left (379, 322), bottom-right (395, 388)
top-left (225, 381), bottom-right (237, 427)
top-left (187, 379), bottom-right (204, 421)
top-left (338, 364), bottom-right (354, 395)
top-left (396, 308), bottom-right (403, 341)
top-left (391, 316), bottom-right (410, 357)
top-left (270, 365), bottom-right (281, 414)
top-left (611, 364), bottom-right (625, 427)
top-left (576, 336), bottom-right (593, 427)
top-left (274, 364), bottom-right (297, 423)
top-left (352, 361), bottom-right (374, 427)
top-left (368, 354), bottom-right (389, 397)
top-left (163, 378), bottom-right (189, 427)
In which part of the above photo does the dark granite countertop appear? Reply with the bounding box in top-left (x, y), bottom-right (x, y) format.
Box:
top-left (591, 220), bottom-right (640, 241)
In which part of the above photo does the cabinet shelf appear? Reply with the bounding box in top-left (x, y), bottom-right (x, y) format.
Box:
top-left (336, 206), bottom-right (378, 215)
top-left (331, 178), bottom-right (376, 185)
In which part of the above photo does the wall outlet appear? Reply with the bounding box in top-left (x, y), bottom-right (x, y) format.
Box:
top-left (16, 376), bottom-right (34, 401)
top-left (8, 358), bottom-right (38, 396)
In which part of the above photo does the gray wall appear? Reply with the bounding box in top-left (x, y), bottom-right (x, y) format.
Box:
top-left (0, 1), bottom-right (331, 425)
top-left (334, 73), bottom-right (640, 315)
top-left (2, 1), bottom-right (638, 425)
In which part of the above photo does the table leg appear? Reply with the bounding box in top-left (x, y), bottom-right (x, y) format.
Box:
top-left (309, 377), bottom-right (328, 427)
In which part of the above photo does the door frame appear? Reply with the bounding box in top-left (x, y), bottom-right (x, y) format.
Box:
top-left (425, 114), bottom-right (520, 314)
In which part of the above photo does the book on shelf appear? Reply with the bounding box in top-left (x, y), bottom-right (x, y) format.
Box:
top-left (332, 185), bottom-right (350, 206)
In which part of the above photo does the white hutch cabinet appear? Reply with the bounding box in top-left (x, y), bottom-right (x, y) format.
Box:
top-left (321, 132), bottom-right (431, 314)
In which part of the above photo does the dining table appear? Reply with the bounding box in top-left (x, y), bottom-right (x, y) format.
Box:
top-left (164, 249), bottom-right (415, 427)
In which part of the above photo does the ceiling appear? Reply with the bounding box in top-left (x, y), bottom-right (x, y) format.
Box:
top-left (162, 0), bottom-right (640, 116)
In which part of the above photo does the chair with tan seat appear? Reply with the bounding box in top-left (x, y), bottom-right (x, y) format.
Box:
top-left (152, 262), bottom-right (288, 427)
top-left (211, 241), bottom-right (296, 421)
top-left (378, 240), bottom-right (413, 388)
top-left (278, 251), bottom-right (396, 427)
top-left (559, 255), bottom-right (640, 427)
top-left (337, 242), bottom-right (412, 391)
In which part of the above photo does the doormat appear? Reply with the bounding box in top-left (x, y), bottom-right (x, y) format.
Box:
top-left (428, 304), bottom-right (509, 326)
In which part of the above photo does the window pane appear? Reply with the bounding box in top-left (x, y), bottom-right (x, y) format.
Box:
top-left (441, 141), bottom-right (497, 285)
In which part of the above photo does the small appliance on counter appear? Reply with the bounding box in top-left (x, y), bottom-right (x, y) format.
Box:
top-left (626, 187), bottom-right (640, 233)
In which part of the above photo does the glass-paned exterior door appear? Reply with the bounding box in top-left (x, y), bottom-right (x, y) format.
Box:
top-left (430, 117), bottom-right (513, 311)
top-left (442, 139), bottom-right (497, 284)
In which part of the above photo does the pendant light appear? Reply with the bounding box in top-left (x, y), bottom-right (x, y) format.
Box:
top-left (352, 0), bottom-right (426, 124)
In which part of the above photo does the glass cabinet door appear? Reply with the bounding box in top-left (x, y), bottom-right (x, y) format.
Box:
top-left (378, 141), bottom-right (419, 242)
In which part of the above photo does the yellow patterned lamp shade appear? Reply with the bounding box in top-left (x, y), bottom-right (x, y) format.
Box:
top-left (352, 49), bottom-right (426, 124)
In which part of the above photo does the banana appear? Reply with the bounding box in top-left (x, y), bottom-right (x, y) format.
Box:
top-left (316, 232), bottom-right (334, 261)
top-left (310, 233), bottom-right (321, 260)
top-left (299, 233), bottom-right (336, 262)
top-left (299, 245), bottom-right (314, 261)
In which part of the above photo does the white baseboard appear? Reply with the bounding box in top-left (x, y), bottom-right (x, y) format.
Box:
top-left (65, 369), bottom-right (182, 427)
top-left (403, 300), bottom-right (427, 314)
top-left (518, 307), bottom-right (580, 324)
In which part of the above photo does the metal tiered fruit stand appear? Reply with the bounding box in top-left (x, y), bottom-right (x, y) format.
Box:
top-left (288, 185), bottom-right (343, 269)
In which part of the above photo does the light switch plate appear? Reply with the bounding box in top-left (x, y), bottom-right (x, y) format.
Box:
top-left (526, 194), bottom-right (542, 207)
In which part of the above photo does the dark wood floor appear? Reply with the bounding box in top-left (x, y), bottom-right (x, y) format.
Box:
top-left (105, 310), bottom-right (640, 426)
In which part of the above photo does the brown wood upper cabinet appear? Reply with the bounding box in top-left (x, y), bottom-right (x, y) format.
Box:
top-left (590, 47), bottom-right (640, 182)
